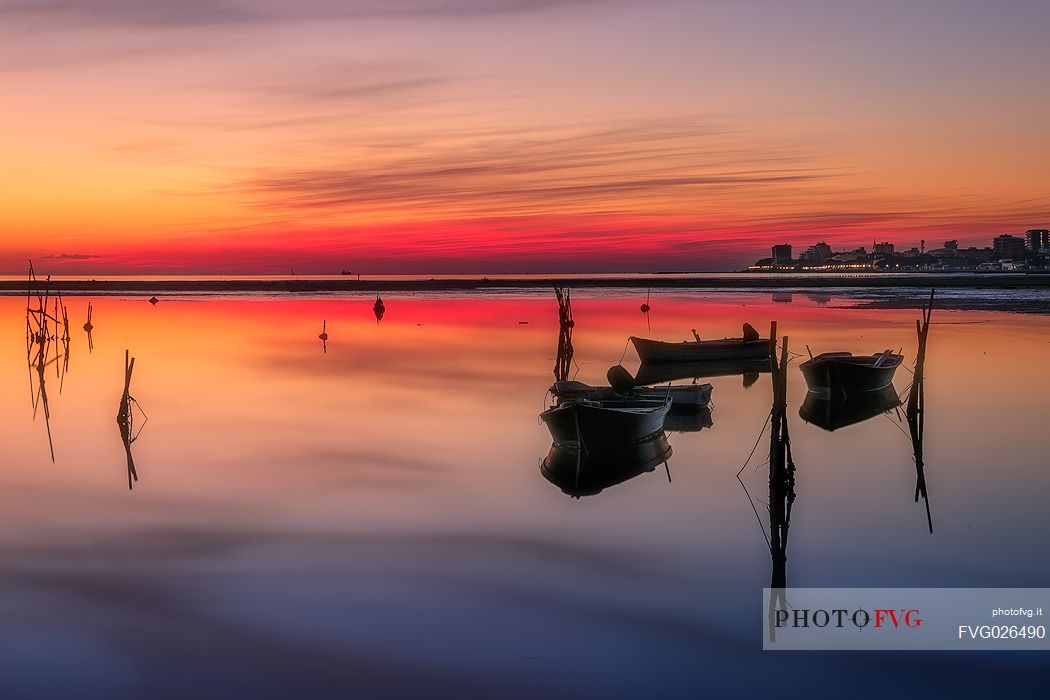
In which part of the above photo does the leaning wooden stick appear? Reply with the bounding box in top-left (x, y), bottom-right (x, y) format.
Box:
top-left (907, 290), bottom-right (934, 532)
top-left (118, 350), bottom-right (139, 489)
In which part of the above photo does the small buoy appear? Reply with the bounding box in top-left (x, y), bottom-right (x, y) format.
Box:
top-left (518, 321), bottom-right (529, 325)
top-left (318, 320), bottom-right (328, 341)
top-left (640, 303), bottom-right (650, 313)
top-left (148, 296), bottom-right (159, 305)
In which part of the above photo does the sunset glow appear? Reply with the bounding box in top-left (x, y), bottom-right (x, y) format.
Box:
top-left (3, 1), bottom-right (1049, 273)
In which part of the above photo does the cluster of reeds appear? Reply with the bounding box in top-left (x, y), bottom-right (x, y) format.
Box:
top-left (26, 261), bottom-right (147, 488)
top-left (25, 262), bottom-right (71, 461)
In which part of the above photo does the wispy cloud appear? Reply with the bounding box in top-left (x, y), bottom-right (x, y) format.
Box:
top-left (234, 120), bottom-right (830, 220)
top-left (5, 0), bottom-right (601, 29)
top-left (41, 253), bottom-right (100, 260)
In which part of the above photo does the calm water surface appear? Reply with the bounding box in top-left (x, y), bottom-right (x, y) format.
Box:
top-left (4, 291), bottom-right (1049, 698)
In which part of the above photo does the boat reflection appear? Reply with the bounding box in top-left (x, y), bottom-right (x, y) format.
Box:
top-left (635, 358), bottom-right (770, 389)
top-left (663, 405), bottom-right (713, 433)
top-left (373, 295), bottom-right (386, 323)
top-left (799, 385), bottom-right (901, 431)
top-left (540, 433), bottom-right (673, 498)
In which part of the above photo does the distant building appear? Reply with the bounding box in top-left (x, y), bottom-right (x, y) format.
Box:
top-left (747, 234), bottom-right (1006, 272)
top-left (993, 234), bottom-right (1026, 260)
top-left (771, 244), bottom-right (793, 264)
top-left (800, 241), bottom-right (833, 264)
top-left (1025, 229), bottom-right (1049, 251)
top-left (960, 246), bottom-right (995, 262)
top-left (835, 247), bottom-right (869, 263)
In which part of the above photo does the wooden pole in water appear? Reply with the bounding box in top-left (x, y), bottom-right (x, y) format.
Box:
top-left (118, 350), bottom-right (139, 489)
top-left (907, 291), bottom-right (933, 532)
top-left (768, 334), bottom-right (791, 590)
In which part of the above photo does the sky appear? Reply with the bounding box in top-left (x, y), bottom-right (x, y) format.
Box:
top-left (2, 0), bottom-right (1049, 274)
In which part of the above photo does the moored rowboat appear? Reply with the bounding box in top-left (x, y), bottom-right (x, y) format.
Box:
top-left (549, 380), bottom-right (712, 409)
top-left (540, 397), bottom-right (671, 448)
top-left (630, 326), bottom-right (772, 363)
top-left (800, 350), bottom-right (903, 394)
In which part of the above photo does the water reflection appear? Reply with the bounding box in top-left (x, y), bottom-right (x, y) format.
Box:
top-left (640, 289), bottom-right (651, 330)
top-left (25, 264), bottom-right (70, 462)
top-left (799, 386), bottom-right (901, 431)
top-left (907, 292), bottom-right (934, 533)
top-left (663, 406), bottom-right (713, 433)
top-left (116, 350), bottom-right (148, 490)
top-left (83, 301), bottom-right (94, 353)
top-left (373, 294), bottom-right (386, 323)
top-left (635, 358), bottom-right (770, 389)
top-left (553, 287), bottom-right (574, 382)
top-left (541, 433), bottom-right (673, 498)
top-left (765, 337), bottom-right (796, 642)
top-left (1, 291), bottom-right (1046, 696)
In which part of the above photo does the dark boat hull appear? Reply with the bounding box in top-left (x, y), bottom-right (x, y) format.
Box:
top-left (630, 336), bottom-right (771, 363)
top-left (540, 434), bottom-right (673, 497)
top-left (550, 381), bottom-right (712, 409)
top-left (800, 354), bottom-right (903, 394)
top-left (540, 399), bottom-right (671, 447)
top-left (800, 386), bottom-right (901, 431)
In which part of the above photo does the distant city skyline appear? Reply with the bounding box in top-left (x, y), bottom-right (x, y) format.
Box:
top-left (3, 1), bottom-right (1050, 274)
top-left (752, 229), bottom-right (1049, 272)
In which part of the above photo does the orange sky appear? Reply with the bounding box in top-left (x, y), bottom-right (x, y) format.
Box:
top-left (2, 1), bottom-right (1049, 273)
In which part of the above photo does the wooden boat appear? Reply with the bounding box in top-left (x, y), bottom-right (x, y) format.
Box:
top-left (540, 434), bottom-right (672, 497)
top-left (630, 325), bottom-right (771, 363)
top-left (540, 396), bottom-right (671, 448)
top-left (799, 386), bottom-right (901, 431)
top-left (634, 358), bottom-right (771, 387)
top-left (800, 349), bottom-right (903, 394)
top-left (549, 380), bottom-right (712, 410)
